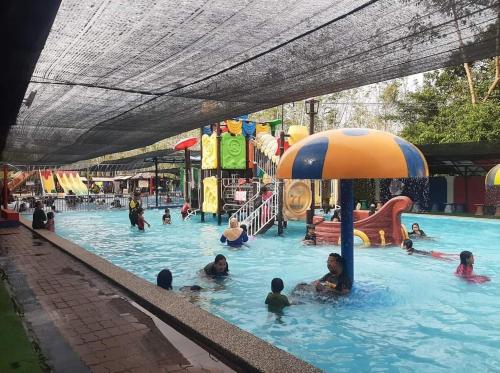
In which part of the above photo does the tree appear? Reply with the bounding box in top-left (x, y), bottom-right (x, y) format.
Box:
top-left (398, 58), bottom-right (500, 144)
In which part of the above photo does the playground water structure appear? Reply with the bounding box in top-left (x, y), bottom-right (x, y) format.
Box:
top-left (26, 210), bottom-right (500, 372)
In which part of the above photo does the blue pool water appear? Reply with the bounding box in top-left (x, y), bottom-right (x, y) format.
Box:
top-left (39, 210), bottom-right (500, 372)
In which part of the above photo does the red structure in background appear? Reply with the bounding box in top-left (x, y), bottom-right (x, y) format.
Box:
top-left (313, 196), bottom-right (413, 246)
top-left (453, 176), bottom-right (485, 213)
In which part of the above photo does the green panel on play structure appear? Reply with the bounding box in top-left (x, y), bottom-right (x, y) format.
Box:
top-left (221, 133), bottom-right (246, 169)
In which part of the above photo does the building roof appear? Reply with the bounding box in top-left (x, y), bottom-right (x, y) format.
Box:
top-left (417, 142), bottom-right (500, 176)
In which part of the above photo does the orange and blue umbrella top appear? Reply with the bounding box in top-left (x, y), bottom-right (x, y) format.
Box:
top-left (485, 164), bottom-right (500, 187)
top-left (276, 128), bottom-right (428, 180)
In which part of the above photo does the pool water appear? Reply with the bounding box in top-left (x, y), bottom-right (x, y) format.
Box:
top-left (42, 210), bottom-right (500, 372)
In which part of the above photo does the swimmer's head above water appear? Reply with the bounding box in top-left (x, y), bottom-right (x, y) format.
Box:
top-left (402, 239), bottom-right (414, 252)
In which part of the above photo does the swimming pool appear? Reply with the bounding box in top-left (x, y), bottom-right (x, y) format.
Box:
top-left (37, 210), bottom-right (500, 372)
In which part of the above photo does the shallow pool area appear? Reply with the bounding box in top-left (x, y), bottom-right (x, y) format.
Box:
top-left (36, 209), bottom-right (500, 372)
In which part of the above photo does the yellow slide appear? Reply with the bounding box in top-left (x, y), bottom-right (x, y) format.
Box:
top-left (74, 173), bottom-right (88, 195)
top-left (67, 172), bottom-right (87, 195)
top-left (39, 170), bottom-right (56, 194)
top-left (55, 172), bottom-right (72, 194)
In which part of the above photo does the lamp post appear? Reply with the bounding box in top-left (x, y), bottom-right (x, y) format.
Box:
top-left (305, 99), bottom-right (319, 224)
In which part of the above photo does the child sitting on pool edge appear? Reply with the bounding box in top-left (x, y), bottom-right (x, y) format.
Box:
top-left (303, 224), bottom-right (317, 245)
top-left (265, 278), bottom-right (290, 310)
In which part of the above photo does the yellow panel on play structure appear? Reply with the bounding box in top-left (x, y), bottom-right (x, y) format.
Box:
top-left (283, 180), bottom-right (311, 221)
top-left (256, 123), bottom-right (270, 134)
top-left (226, 120), bottom-right (242, 135)
top-left (202, 134), bottom-right (218, 170)
top-left (202, 176), bottom-right (218, 213)
top-left (287, 125), bottom-right (308, 145)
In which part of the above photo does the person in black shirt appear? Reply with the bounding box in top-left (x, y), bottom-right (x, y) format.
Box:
top-left (408, 222), bottom-right (426, 238)
top-left (32, 201), bottom-right (47, 229)
top-left (203, 254), bottom-right (229, 277)
top-left (303, 224), bottom-right (317, 245)
top-left (314, 253), bottom-right (352, 295)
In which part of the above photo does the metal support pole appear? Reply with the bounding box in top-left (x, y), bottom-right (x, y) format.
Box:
top-left (154, 157), bottom-right (159, 207)
top-left (200, 127), bottom-right (205, 222)
top-left (216, 122), bottom-right (222, 225)
top-left (306, 99), bottom-right (316, 224)
top-left (340, 179), bottom-right (354, 283)
top-left (185, 148), bottom-right (191, 205)
top-left (277, 131), bottom-right (285, 235)
top-left (245, 134), bottom-right (250, 183)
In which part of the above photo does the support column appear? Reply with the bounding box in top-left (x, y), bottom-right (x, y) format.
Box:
top-left (184, 148), bottom-right (190, 204)
top-left (154, 157), bottom-right (159, 207)
top-left (216, 122), bottom-right (222, 226)
top-left (306, 99), bottom-right (317, 224)
top-left (277, 131), bottom-right (285, 235)
top-left (200, 127), bottom-right (205, 222)
top-left (245, 134), bottom-right (250, 183)
top-left (340, 179), bottom-right (354, 283)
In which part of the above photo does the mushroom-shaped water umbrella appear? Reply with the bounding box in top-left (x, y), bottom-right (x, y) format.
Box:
top-left (276, 128), bottom-right (429, 282)
top-left (485, 164), bottom-right (500, 216)
top-left (485, 164), bottom-right (500, 187)
top-left (174, 137), bottom-right (198, 202)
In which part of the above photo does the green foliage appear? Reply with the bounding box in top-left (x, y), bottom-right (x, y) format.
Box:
top-left (398, 59), bottom-right (500, 144)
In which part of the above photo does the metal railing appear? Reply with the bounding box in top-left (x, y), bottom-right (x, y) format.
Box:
top-left (253, 144), bottom-right (277, 181)
top-left (244, 191), bottom-right (278, 236)
top-left (229, 142), bottom-right (280, 235)
top-left (12, 191), bottom-right (185, 214)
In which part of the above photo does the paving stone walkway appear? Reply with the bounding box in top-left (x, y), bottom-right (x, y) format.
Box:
top-left (0, 226), bottom-right (232, 373)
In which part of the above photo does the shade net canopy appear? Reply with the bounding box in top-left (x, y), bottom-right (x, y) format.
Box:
top-left (2, 0), bottom-right (498, 164)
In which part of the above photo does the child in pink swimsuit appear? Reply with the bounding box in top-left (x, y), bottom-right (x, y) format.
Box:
top-left (455, 251), bottom-right (490, 283)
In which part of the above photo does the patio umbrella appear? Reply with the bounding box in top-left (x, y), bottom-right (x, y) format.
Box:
top-left (174, 137), bottom-right (198, 202)
top-left (485, 164), bottom-right (500, 187)
top-left (276, 128), bottom-right (429, 282)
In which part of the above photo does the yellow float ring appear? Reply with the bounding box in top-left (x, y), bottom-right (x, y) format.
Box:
top-left (401, 224), bottom-right (409, 240)
top-left (337, 229), bottom-right (371, 247)
top-left (354, 229), bottom-right (371, 247)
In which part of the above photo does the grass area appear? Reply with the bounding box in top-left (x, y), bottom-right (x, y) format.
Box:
top-left (0, 280), bottom-right (45, 373)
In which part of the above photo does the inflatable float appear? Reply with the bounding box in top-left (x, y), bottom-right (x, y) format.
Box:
top-left (313, 196), bottom-right (413, 246)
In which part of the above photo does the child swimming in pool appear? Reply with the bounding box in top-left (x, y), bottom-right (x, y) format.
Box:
top-left (162, 208), bottom-right (171, 224)
top-left (455, 251), bottom-right (490, 283)
top-left (401, 239), bottom-right (457, 261)
top-left (303, 224), bottom-right (317, 245)
top-left (265, 278), bottom-right (290, 310)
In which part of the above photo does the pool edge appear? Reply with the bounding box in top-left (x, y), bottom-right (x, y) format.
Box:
top-left (19, 216), bottom-right (320, 373)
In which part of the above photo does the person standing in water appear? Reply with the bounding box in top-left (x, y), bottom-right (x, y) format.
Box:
top-left (220, 218), bottom-right (248, 248)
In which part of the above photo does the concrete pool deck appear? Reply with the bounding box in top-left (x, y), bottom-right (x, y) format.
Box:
top-left (0, 217), bottom-right (319, 372)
